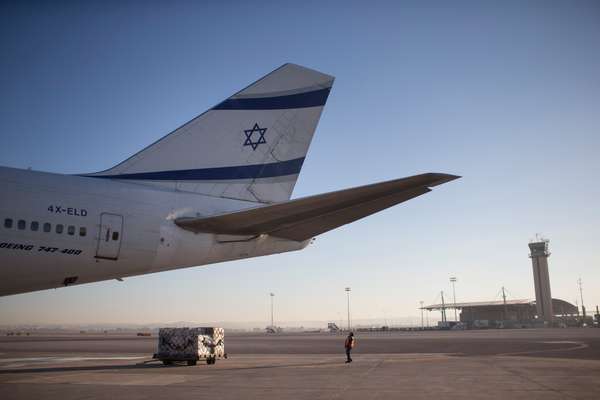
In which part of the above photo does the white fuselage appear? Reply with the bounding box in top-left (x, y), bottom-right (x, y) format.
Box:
top-left (0, 166), bottom-right (308, 296)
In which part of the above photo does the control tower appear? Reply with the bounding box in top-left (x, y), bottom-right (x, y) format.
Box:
top-left (529, 238), bottom-right (553, 324)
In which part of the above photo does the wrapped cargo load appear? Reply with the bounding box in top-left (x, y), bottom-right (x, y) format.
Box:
top-left (155, 327), bottom-right (225, 365)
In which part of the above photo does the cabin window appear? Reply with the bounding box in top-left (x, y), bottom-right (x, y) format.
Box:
top-left (4, 218), bottom-right (12, 228)
top-left (31, 221), bottom-right (39, 231)
top-left (79, 227), bottom-right (87, 237)
top-left (56, 224), bottom-right (64, 234)
top-left (43, 223), bottom-right (51, 232)
top-left (67, 225), bottom-right (75, 235)
top-left (18, 220), bottom-right (26, 230)
top-left (112, 231), bottom-right (119, 241)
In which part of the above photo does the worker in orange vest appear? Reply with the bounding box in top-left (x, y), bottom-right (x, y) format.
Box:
top-left (344, 332), bottom-right (355, 363)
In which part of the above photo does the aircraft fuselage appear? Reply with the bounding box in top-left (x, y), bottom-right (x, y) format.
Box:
top-left (0, 166), bottom-right (307, 296)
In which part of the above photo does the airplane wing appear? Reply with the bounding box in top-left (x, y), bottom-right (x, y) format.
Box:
top-left (174, 173), bottom-right (460, 242)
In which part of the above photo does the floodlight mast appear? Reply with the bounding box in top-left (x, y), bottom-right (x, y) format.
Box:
top-left (441, 291), bottom-right (447, 324)
top-left (578, 278), bottom-right (586, 322)
top-left (501, 286), bottom-right (509, 321)
top-left (345, 287), bottom-right (351, 331)
top-left (450, 277), bottom-right (457, 321)
top-left (269, 293), bottom-right (275, 328)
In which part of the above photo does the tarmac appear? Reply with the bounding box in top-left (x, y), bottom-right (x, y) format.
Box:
top-left (1, 328), bottom-right (599, 399)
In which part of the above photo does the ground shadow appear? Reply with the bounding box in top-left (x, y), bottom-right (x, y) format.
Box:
top-left (0, 359), bottom-right (347, 375)
top-left (0, 362), bottom-right (173, 374)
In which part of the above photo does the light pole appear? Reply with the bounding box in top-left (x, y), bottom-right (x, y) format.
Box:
top-left (502, 286), bottom-right (508, 321)
top-left (578, 278), bottom-right (586, 322)
top-left (270, 293), bottom-right (275, 328)
top-left (450, 277), bottom-right (457, 321)
top-left (419, 301), bottom-right (424, 329)
top-left (345, 287), bottom-right (351, 331)
top-left (441, 291), bottom-right (446, 324)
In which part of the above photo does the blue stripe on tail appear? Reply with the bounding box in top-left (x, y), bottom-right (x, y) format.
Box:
top-left (84, 157), bottom-right (305, 181)
top-left (213, 88), bottom-right (331, 110)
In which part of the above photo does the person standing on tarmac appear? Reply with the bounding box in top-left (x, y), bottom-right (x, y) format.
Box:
top-left (344, 332), bottom-right (355, 363)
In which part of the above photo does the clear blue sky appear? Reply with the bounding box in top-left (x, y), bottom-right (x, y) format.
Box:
top-left (1, 1), bottom-right (599, 326)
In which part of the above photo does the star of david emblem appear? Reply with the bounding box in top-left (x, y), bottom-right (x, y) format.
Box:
top-left (243, 123), bottom-right (267, 151)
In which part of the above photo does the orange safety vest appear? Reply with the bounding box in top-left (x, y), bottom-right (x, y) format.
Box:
top-left (344, 337), bottom-right (355, 349)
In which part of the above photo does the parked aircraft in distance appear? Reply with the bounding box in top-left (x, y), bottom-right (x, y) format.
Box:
top-left (0, 63), bottom-right (459, 296)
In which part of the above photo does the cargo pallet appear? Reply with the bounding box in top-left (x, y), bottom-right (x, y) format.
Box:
top-left (154, 327), bottom-right (226, 366)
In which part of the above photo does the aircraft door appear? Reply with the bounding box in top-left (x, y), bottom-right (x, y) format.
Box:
top-left (95, 213), bottom-right (124, 260)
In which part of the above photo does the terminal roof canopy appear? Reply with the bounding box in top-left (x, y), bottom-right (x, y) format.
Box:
top-left (423, 299), bottom-right (577, 314)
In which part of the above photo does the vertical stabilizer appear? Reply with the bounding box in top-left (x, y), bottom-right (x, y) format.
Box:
top-left (86, 64), bottom-right (334, 203)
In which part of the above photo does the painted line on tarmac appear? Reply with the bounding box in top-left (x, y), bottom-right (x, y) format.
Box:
top-left (497, 341), bottom-right (589, 357)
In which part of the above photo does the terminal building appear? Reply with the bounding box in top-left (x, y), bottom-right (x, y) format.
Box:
top-left (423, 238), bottom-right (580, 328)
top-left (423, 298), bottom-right (578, 328)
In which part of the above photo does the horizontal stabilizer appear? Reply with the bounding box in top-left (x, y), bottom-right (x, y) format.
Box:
top-left (175, 173), bottom-right (459, 242)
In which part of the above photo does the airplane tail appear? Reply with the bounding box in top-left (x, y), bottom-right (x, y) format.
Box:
top-left (85, 64), bottom-right (334, 203)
